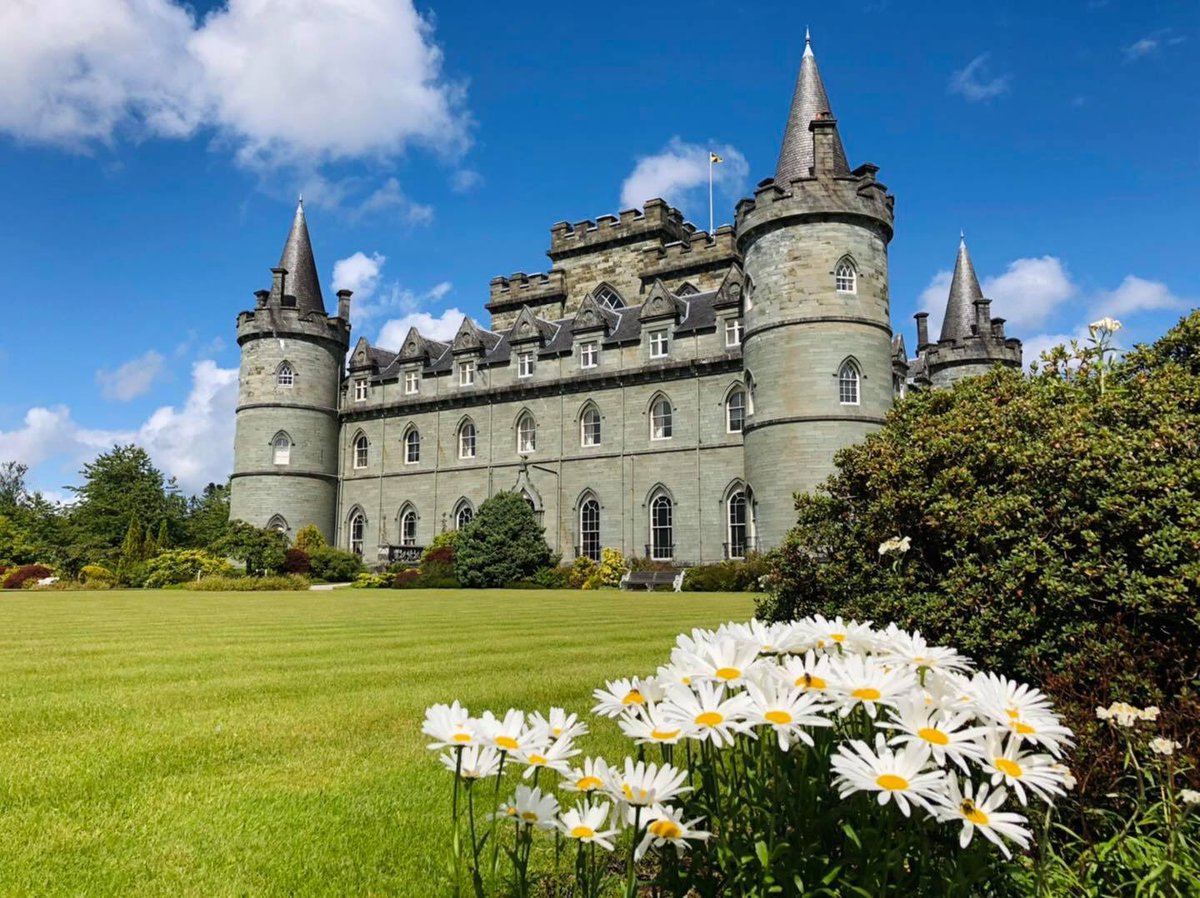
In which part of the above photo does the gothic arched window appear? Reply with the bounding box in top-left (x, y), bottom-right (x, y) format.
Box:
top-left (650, 397), bottom-right (673, 441)
top-left (400, 508), bottom-right (417, 546)
top-left (349, 511), bottom-right (365, 556)
top-left (835, 259), bottom-right (857, 294)
top-left (272, 432), bottom-right (291, 465)
top-left (455, 500), bottom-right (474, 530)
top-left (726, 390), bottom-right (746, 434)
top-left (838, 360), bottom-right (860, 405)
top-left (727, 490), bottom-right (748, 559)
top-left (353, 433), bottom-right (369, 469)
top-left (458, 420), bottom-right (477, 459)
top-left (579, 496), bottom-right (601, 561)
top-left (594, 284), bottom-right (624, 310)
top-left (277, 363), bottom-right (294, 387)
top-left (650, 494), bottom-right (673, 560)
top-left (404, 427), bottom-right (420, 464)
top-left (517, 413), bottom-right (537, 454)
top-left (580, 404), bottom-right (601, 447)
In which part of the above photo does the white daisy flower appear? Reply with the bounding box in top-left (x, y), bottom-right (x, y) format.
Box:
top-left (829, 654), bottom-right (917, 719)
top-left (1181, 789), bottom-right (1200, 806)
top-left (1150, 737), bottom-right (1181, 756)
top-left (604, 758), bottom-right (690, 807)
top-left (971, 673), bottom-right (1055, 723)
top-left (495, 785), bottom-right (560, 831)
top-left (422, 700), bottom-right (477, 749)
top-left (660, 681), bottom-right (753, 748)
top-left (744, 677), bottom-right (834, 751)
top-left (831, 734), bottom-right (944, 817)
top-left (440, 744), bottom-right (502, 780)
top-left (517, 734), bottom-right (580, 779)
top-left (528, 707), bottom-right (588, 741)
top-left (778, 651), bottom-right (838, 697)
top-left (877, 625), bottom-right (974, 674)
top-left (690, 636), bottom-right (765, 687)
top-left (982, 733), bottom-right (1066, 805)
top-left (634, 804), bottom-right (712, 860)
top-left (722, 619), bottom-right (806, 656)
top-left (618, 703), bottom-right (691, 745)
top-left (558, 802), bottom-right (619, 851)
top-left (933, 777), bottom-right (1031, 859)
top-left (883, 698), bottom-right (987, 771)
top-left (475, 708), bottom-right (530, 753)
top-left (656, 662), bottom-right (695, 689)
top-left (592, 677), bottom-right (664, 718)
top-left (561, 757), bottom-right (612, 794)
top-left (806, 614), bottom-right (876, 654)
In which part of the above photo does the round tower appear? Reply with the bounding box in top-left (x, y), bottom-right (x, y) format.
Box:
top-left (736, 33), bottom-right (896, 551)
top-left (229, 201), bottom-right (351, 542)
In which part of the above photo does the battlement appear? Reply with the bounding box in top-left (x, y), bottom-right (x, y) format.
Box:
top-left (487, 269), bottom-right (567, 305)
top-left (236, 305), bottom-right (351, 349)
top-left (548, 199), bottom-right (693, 259)
top-left (735, 166), bottom-right (895, 247)
top-left (641, 225), bottom-right (738, 280)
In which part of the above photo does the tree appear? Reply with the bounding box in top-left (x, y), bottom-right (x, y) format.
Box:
top-left (454, 492), bottom-right (552, 588)
top-left (0, 461), bottom-right (29, 512)
top-left (68, 445), bottom-right (184, 558)
top-left (184, 482), bottom-right (230, 549)
top-left (211, 521), bottom-right (288, 576)
top-left (759, 310), bottom-right (1200, 795)
top-left (293, 524), bottom-right (326, 554)
top-left (116, 518), bottom-right (145, 585)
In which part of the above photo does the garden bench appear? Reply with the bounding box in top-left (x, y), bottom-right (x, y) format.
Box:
top-left (619, 570), bottom-right (686, 592)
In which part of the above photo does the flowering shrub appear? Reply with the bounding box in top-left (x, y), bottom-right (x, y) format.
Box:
top-left (144, 549), bottom-right (233, 587)
top-left (582, 548), bottom-right (628, 590)
top-left (423, 616), bottom-right (1079, 896)
top-left (2, 563), bottom-right (53, 589)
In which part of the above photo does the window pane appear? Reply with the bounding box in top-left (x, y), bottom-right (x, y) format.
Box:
top-left (580, 498), bottom-right (600, 561)
top-left (582, 408), bottom-right (601, 446)
top-left (728, 391), bottom-right (745, 432)
top-left (651, 400), bottom-right (672, 439)
top-left (651, 496), bottom-right (673, 560)
top-left (728, 492), bottom-right (747, 558)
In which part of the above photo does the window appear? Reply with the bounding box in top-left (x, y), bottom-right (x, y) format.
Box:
top-left (677, 282), bottom-right (699, 296)
top-left (581, 406), bottom-right (601, 447)
top-left (455, 501), bottom-right (474, 530)
top-left (517, 414), bottom-right (537, 454)
top-left (839, 361), bottom-right (860, 405)
top-left (404, 428), bottom-right (420, 464)
top-left (727, 390), bottom-right (746, 433)
top-left (649, 329), bottom-right (669, 359)
top-left (272, 434), bottom-right (291, 465)
top-left (400, 509), bottom-right (417, 546)
top-left (580, 341), bottom-right (598, 370)
top-left (268, 515), bottom-right (288, 534)
top-left (728, 491), bottom-right (748, 559)
top-left (595, 284), bottom-right (624, 310)
top-left (404, 370), bottom-right (419, 395)
top-left (350, 512), bottom-right (365, 556)
top-left (518, 351), bottom-right (535, 378)
top-left (353, 434), bottom-right (369, 469)
top-left (725, 318), bottom-right (743, 347)
top-left (277, 363), bottom-right (294, 387)
top-left (650, 495), bottom-right (673, 560)
top-left (458, 421), bottom-right (477, 459)
top-left (354, 378), bottom-right (368, 402)
top-left (835, 260), bottom-right (857, 294)
top-left (580, 497), bottom-right (600, 561)
top-left (459, 360), bottom-right (476, 387)
top-left (650, 397), bottom-right (673, 440)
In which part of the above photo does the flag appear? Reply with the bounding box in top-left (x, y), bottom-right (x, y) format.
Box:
top-left (710, 152), bottom-right (723, 164)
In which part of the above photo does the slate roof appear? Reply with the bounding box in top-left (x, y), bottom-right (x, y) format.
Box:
top-left (939, 235), bottom-right (985, 343)
top-left (274, 200), bottom-right (326, 315)
top-left (775, 31), bottom-right (850, 184)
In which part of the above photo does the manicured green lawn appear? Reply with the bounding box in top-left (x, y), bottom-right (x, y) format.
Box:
top-left (0, 589), bottom-right (754, 896)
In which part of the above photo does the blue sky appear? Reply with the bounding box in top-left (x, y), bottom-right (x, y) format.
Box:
top-left (1, 0), bottom-right (1196, 499)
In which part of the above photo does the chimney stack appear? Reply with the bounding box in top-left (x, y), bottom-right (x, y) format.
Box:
top-left (337, 289), bottom-right (353, 321)
top-left (270, 267), bottom-right (288, 302)
top-left (914, 312), bottom-right (930, 350)
top-left (973, 298), bottom-right (992, 336)
top-left (254, 289), bottom-right (270, 308)
top-left (991, 317), bottom-right (1006, 339)
top-left (809, 116), bottom-right (840, 178)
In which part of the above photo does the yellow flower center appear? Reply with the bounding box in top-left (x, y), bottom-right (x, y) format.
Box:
top-left (506, 807), bottom-right (518, 817)
top-left (576, 776), bottom-right (602, 791)
top-left (918, 727), bottom-right (950, 745)
top-left (875, 774), bottom-right (909, 791)
top-left (552, 727), bottom-right (563, 736)
top-left (852, 687), bottom-right (882, 701)
top-left (648, 819), bottom-right (682, 839)
top-left (1011, 721), bottom-right (1036, 735)
top-left (765, 710), bottom-right (793, 725)
top-left (622, 690), bottom-right (645, 705)
top-left (528, 754), bottom-right (547, 765)
top-left (695, 711), bottom-right (724, 727)
top-left (452, 732), bottom-right (472, 743)
top-left (495, 736), bottom-right (519, 751)
top-left (521, 811), bottom-right (539, 823)
top-left (622, 784), bottom-right (650, 802)
top-left (831, 634), bottom-right (846, 643)
top-left (682, 676), bottom-right (692, 685)
top-left (715, 667), bottom-right (741, 680)
top-left (650, 728), bottom-right (680, 741)
top-left (960, 799), bottom-right (989, 826)
top-left (570, 826), bottom-right (595, 839)
top-left (797, 674), bottom-right (827, 690)
top-left (1005, 708), bottom-right (1020, 719)
top-left (994, 758), bottom-right (1023, 778)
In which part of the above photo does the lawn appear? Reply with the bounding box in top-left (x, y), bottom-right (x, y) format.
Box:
top-left (0, 589), bottom-right (755, 896)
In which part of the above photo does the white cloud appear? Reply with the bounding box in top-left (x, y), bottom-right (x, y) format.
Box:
top-left (0, 360), bottom-right (236, 494)
top-left (1093, 275), bottom-right (1187, 317)
top-left (377, 309), bottom-right (466, 349)
top-left (451, 169), bottom-right (483, 193)
top-left (981, 257), bottom-right (1077, 330)
top-left (332, 251), bottom-right (386, 302)
top-left (917, 270), bottom-right (954, 336)
top-left (333, 250), bottom-right (453, 325)
top-left (948, 54), bottom-right (1011, 102)
top-left (0, 0), bottom-right (469, 169)
top-left (619, 138), bottom-right (749, 224)
top-left (96, 349), bottom-right (166, 401)
top-left (1019, 331), bottom-right (1084, 370)
top-left (348, 177), bottom-right (435, 224)
top-left (1124, 30), bottom-right (1186, 61)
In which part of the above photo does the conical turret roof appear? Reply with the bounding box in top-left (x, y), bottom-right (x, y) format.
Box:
top-left (774, 31), bottom-right (850, 184)
top-left (275, 199), bottom-right (325, 315)
top-left (939, 233), bottom-right (985, 343)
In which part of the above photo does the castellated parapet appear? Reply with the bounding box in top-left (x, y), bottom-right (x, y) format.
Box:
top-left (486, 270), bottom-right (567, 331)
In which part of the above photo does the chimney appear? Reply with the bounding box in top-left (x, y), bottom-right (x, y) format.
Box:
top-left (973, 298), bottom-right (992, 336)
top-left (270, 267), bottom-right (287, 301)
top-left (254, 289), bottom-right (270, 308)
top-left (914, 312), bottom-right (930, 350)
top-left (809, 115), bottom-right (840, 178)
top-left (337, 289), bottom-right (353, 321)
top-left (991, 317), bottom-right (1006, 339)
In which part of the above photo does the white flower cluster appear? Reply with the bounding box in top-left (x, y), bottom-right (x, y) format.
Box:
top-left (595, 617), bottom-right (1075, 858)
top-left (1095, 700), bottom-right (1159, 728)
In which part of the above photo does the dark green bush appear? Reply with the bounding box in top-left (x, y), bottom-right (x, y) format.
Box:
top-left (308, 546), bottom-right (363, 582)
top-left (454, 492), bottom-right (552, 588)
top-left (682, 555), bottom-right (769, 592)
top-left (532, 565), bottom-right (571, 589)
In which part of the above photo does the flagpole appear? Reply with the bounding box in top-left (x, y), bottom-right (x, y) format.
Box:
top-left (708, 153), bottom-right (714, 235)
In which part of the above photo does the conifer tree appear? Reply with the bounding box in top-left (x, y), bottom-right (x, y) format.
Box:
top-left (155, 519), bottom-right (170, 553)
top-left (116, 518), bottom-right (144, 581)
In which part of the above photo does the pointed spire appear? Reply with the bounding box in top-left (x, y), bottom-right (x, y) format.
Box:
top-left (275, 200), bottom-right (325, 314)
top-left (939, 233), bottom-right (986, 343)
top-left (774, 31), bottom-right (850, 184)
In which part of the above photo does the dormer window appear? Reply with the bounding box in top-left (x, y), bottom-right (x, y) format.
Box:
top-left (725, 318), bottom-right (743, 347)
top-left (835, 259), bottom-right (857, 294)
top-left (649, 329), bottom-right (670, 359)
top-left (459, 360), bottom-right (476, 387)
top-left (518, 351), bottom-right (535, 379)
top-left (404, 370), bottom-right (419, 395)
top-left (354, 379), bottom-right (368, 402)
top-left (580, 341), bottom-right (599, 370)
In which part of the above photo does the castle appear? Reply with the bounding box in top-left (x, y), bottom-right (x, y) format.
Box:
top-left (229, 35), bottom-right (1022, 567)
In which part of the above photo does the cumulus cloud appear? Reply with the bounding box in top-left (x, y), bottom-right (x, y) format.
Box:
top-left (981, 257), bottom-right (1076, 330)
top-left (1094, 275), bottom-right (1188, 317)
top-left (377, 309), bottom-right (466, 349)
top-left (619, 138), bottom-right (749, 224)
top-left (0, 0), bottom-right (469, 169)
top-left (332, 250), bottom-right (453, 326)
top-left (948, 54), bottom-right (1011, 102)
top-left (0, 360), bottom-right (237, 494)
top-left (96, 349), bottom-right (166, 401)
top-left (332, 251), bottom-right (386, 302)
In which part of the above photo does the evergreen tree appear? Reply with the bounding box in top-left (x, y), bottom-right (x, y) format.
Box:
top-left (155, 519), bottom-right (171, 553)
top-left (116, 518), bottom-right (144, 581)
top-left (454, 492), bottom-right (552, 588)
top-left (185, 482), bottom-right (230, 549)
top-left (69, 445), bottom-right (182, 557)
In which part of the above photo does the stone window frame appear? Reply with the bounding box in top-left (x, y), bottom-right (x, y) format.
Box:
top-left (403, 425), bottom-right (421, 465)
top-left (403, 368), bottom-right (420, 395)
top-left (517, 350), bottom-right (535, 379)
top-left (579, 340), bottom-right (599, 370)
top-left (837, 358), bottom-right (861, 406)
top-left (725, 481), bottom-right (750, 560)
top-left (646, 485), bottom-right (675, 561)
top-left (649, 329), bottom-right (670, 359)
top-left (276, 361), bottom-right (295, 388)
top-left (353, 378), bottom-right (369, 402)
top-left (398, 503), bottom-right (418, 547)
top-left (271, 431), bottom-right (292, 466)
top-left (578, 490), bottom-right (601, 561)
top-left (725, 386), bottom-right (746, 434)
top-left (352, 432), bottom-right (369, 469)
top-left (516, 411), bottom-right (537, 454)
top-left (594, 282), bottom-right (625, 310)
top-left (267, 514), bottom-right (289, 536)
top-left (458, 359), bottom-right (476, 388)
top-left (347, 507), bottom-right (367, 556)
top-left (834, 255), bottom-right (858, 294)
top-left (649, 393), bottom-right (673, 441)
top-left (458, 418), bottom-right (477, 460)
top-left (579, 401), bottom-right (602, 448)
top-left (724, 317), bottom-right (743, 347)
top-left (454, 499), bottom-right (475, 531)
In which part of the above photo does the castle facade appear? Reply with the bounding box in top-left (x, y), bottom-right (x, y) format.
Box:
top-left (229, 36), bottom-right (1022, 567)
